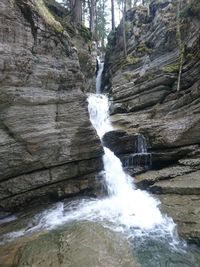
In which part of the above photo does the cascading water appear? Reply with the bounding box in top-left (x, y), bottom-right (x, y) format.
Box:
top-left (87, 93), bottom-right (176, 234)
top-left (123, 134), bottom-right (152, 172)
top-left (1, 60), bottom-right (176, 240)
top-left (96, 56), bottom-right (104, 94)
top-left (86, 59), bottom-right (176, 234)
top-left (2, 58), bottom-right (200, 267)
top-left (1, 58), bottom-right (177, 242)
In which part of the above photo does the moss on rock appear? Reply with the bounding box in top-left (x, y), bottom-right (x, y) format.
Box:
top-left (137, 43), bottom-right (153, 54)
top-left (35, 0), bottom-right (63, 33)
top-left (162, 62), bottom-right (180, 73)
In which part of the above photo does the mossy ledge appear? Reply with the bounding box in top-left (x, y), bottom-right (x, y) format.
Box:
top-left (35, 0), bottom-right (63, 33)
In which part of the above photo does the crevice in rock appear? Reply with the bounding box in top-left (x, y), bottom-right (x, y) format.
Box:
top-left (16, 0), bottom-right (37, 40)
top-left (0, 155), bottom-right (103, 184)
top-left (0, 169), bottom-right (99, 203)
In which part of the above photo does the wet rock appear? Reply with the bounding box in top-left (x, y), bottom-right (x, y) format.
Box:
top-left (102, 130), bottom-right (152, 174)
top-left (151, 145), bottom-right (200, 168)
top-left (158, 194), bottom-right (200, 244)
top-left (136, 168), bottom-right (200, 243)
top-left (135, 164), bottom-right (195, 187)
top-left (102, 130), bottom-right (138, 155)
top-left (0, 222), bottom-right (141, 267)
top-left (103, 0), bottom-right (200, 244)
top-left (149, 170), bottom-right (200, 195)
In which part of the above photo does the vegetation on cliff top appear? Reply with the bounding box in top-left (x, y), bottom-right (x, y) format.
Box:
top-left (35, 0), bottom-right (63, 33)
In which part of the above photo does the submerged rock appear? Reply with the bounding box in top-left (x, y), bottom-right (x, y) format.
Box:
top-left (0, 222), bottom-right (140, 267)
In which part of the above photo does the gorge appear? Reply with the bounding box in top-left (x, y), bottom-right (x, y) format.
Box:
top-left (0, 0), bottom-right (200, 266)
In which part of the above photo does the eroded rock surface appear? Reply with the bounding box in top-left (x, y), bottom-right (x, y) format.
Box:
top-left (0, 0), bottom-right (103, 211)
top-left (103, 0), bottom-right (200, 243)
top-left (0, 222), bottom-right (141, 267)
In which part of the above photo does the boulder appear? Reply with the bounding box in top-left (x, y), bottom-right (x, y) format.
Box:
top-left (0, 222), bottom-right (141, 267)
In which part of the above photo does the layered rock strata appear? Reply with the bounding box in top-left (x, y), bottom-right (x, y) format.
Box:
top-left (0, 0), bottom-right (103, 212)
top-left (103, 0), bottom-right (200, 243)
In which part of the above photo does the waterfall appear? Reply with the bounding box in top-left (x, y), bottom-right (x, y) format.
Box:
top-left (87, 94), bottom-right (176, 234)
top-left (123, 134), bottom-right (152, 172)
top-left (86, 57), bottom-right (177, 237)
top-left (96, 56), bottom-right (104, 94)
top-left (2, 58), bottom-right (199, 267)
top-left (135, 134), bottom-right (148, 153)
top-left (1, 58), bottom-right (178, 246)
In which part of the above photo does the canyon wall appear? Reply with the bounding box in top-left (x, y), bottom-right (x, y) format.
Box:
top-left (0, 0), bottom-right (103, 212)
top-left (103, 0), bottom-right (200, 243)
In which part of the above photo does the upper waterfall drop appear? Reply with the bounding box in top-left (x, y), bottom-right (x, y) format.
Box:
top-left (96, 56), bottom-right (104, 94)
top-left (86, 57), bottom-right (178, 238)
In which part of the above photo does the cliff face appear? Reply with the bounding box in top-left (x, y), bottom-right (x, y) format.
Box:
top-left (0, 0), bottom-right (103, 211)
top-left (103, 0), bottom-right (200, 243)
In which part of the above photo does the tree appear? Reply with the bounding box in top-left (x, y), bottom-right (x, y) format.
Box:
top-left (122, 0), bottom-right (127, 57)
top-left (62, 0), bottom-right (82, 24)
top-left (96, 0), bottom-right (109, 48)
top-left (111, 0), bottom-right (115, 30)
top-left (72, 0), bottom-right (82, 24)
top-left (88, 0), bottom-right (96, 36)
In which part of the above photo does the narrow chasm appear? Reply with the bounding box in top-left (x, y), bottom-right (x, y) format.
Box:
top-left (0, 0), bottom-right (200, 266)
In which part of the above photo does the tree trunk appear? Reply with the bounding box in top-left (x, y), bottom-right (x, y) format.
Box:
top-left (90, 0), bottom-right (95, 37)
top-left (127, 0), bottom-right (132, 10)
top-left (122, 0), bottom-right (127, 57)
top-left (111, 0), bottom-right (115, 30)
top-left (72, 0), bottom-right (82, 24)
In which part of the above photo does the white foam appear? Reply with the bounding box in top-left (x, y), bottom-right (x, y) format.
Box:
top-left (1, 93), bottom-right (179, 246)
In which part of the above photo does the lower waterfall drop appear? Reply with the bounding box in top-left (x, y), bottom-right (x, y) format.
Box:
top-left (1, 58), bottom-right (200, 267)
top-left (1, 67), bottom-right (179, 246)
top-left (87, 93), bottom-right (177, 236)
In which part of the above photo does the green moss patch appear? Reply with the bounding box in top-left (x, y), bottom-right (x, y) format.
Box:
top-left (162, 62), bottom-right (180, 73)
top-left (35, 0), bottom-right (63, 33)
top-left (123, 73), bottom-right (139, 82)
top-left (137, 43), bottom-right (152, 54)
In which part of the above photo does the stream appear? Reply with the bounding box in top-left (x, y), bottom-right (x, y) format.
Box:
top-left (0, 59), bottom-right (200, 266)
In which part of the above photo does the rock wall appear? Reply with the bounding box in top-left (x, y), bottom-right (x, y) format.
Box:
top-left (0, 0), bottom-right (103, 212)
top-left (103, 0), bottom-right (200, 244)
